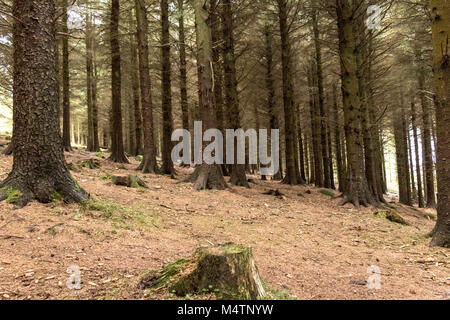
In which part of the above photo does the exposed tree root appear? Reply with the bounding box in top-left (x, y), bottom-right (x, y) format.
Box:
top-left (0, 173), bottom-right (89, 208)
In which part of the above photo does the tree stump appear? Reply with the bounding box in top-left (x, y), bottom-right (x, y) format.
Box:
top-left (374, 210), bottom-right (410, 226)
top-left (139, 243), bottom-right (266, 300)
top-left (78, 159), bottom-right (101, 169)
top-left (112, 175), bottom-right (148, 189)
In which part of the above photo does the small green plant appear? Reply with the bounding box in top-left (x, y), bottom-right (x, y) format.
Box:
top-left (135, 155), bottom-right (143, 162)
top-left (96, 151), bottom-right (105, 159)
top-left (102, 173), bottom-right (112, 181)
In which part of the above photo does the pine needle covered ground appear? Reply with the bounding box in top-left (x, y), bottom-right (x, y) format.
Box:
top-left (0, 150), bottom-right (448, 300)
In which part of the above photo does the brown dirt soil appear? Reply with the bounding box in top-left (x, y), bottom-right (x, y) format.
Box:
top-left (0, 150), bottom-right (449, 300)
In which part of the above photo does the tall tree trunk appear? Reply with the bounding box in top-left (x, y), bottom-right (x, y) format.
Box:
top-left (210, 0), bottom-right (229, 176)
top-left (278, 0), bottom-right (302, 185)
top-left (86, 10), bottom-right (99, 152)
top-left (430, 0), bottom-right (450, 248)
top-left (0, 0), bottom-right (88, 207)
top-left (312, 8), bottom-right (330, 188)
top-left (178, 0), bottom-right (190, 135)
top-left (333, 84), bottom-right (345, 192)
top-left (161, 0), bottom-right (174, 175)
top-left (309, 61), bottom-right (323, 187)
top-left (335, 0), bottom-right (376, 208)
top-left (222, 0), bottom-right (248, 187)
top-left (62, 0), bottom-right (72, 152)
top-left (406, 121), bottom-right (417, 202)
top-left (135, 0), bottom-right (157, 173)
top-left (411, 98), bottom-right (424, 208)
top-left (128, 10), bottom-right (139, 156)
top-left (109, 0), bottom-right (128, 163)
top-left (297, 104), bottom-right (306, 182)
top-left (415, 46), bottom-right (436, 208)
top-left (327, 101), bottom-right (335, 190)
top-left (393, 96), bottom-right (412, 206)
top-left (367, 31), bottom-right (386, 200)
top-left (189, 0), bottom-right (227, 190)
top-left (264, 24), bottom-right (282, 181)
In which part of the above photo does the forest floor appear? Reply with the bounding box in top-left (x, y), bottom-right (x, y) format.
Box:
top-left (0, 147), bottom-right (449, 300)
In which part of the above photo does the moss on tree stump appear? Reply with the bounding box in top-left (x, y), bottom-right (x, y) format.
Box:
top-left (374, 209), bottom-right (410, 226)
top-left (139, 243), bottom-right (266, 300)
top-left (112, 175), bottom-right (148, 189)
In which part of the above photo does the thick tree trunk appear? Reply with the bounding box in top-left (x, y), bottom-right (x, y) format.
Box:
top-left (160, 0), bottom-right (174, 175)
top-left (335, 0), bottom-right (376, 208)
top-left (430, 0), bottom-right (450, 248)
top-left (0, 0), bottom-right (88, 207)
top-left (223, 0), bottom-right (248, 187)
top-left (109, 0), bottom-right (128, 163)
top-left (62, 0), bottom-right (72, 152)
top-left (189, 0), bottom-right (227, 190)
top-left (135, 0), bottom-right (157, 173)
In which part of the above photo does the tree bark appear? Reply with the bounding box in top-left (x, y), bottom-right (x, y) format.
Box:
top-left (189, 0), bottom-right (227, 190)
top-left (178, 0), bottom-right (190, 134)
top-left (62, 0), bottom-right (72, 152)
top-left (223, 0), bottom-right (248, 187)
top-left (264, 24), bottom-right (283, 181)
top-left (332, 84), bottom-right (345, 192)
top-left (135, 0), bottom-right (157, 173)
top-left (85, 10), bottom-right (100, 152)
top-left (160, 0), bottom-right (174, 175)
top-left (278, 0), bottom-right (302, 185)
top-left (109, 0), bottom-right (128, 163)
top-left (0, 0), bottom-right (88, 207)
top-left (430, 0), bottom-right (450, 248)
top-left (335, 0), bottom-right (376, 208)
top-left (393, 98), bottom-right (412, 206)
top-left (312, 8), bottom-right (330, 188)
top-left (411, 98), bottom-right (425, 208)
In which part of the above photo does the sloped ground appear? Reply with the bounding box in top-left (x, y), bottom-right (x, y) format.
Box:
top-left (0, 150), bottom-right (448, 300)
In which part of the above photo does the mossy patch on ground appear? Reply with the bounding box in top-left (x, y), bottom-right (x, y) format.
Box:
top-left (81, 197), bottom-right (160, 230)
top-left (320, 189), bottom-right (335, 198)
